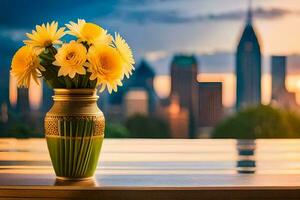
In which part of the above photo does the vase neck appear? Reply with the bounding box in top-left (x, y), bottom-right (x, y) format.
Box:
top-left (53, 89), bottom-right (98, 101)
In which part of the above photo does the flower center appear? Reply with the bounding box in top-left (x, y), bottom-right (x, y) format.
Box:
top-left (100, 55), bottom-right (111, 71)
top-left (66, 52), bottom-right (75, 60)
top-left (43, 40), bottom-right (52, 47)
top-left (101, 57), bottom-right (108, 67)
top-left (26, 56), bottom-right (37, 70)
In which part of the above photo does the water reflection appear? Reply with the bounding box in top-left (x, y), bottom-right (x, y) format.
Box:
top-left (54, 178), bottom-right (98, 186)
top-left (236, 140), bottom-right (256, 174)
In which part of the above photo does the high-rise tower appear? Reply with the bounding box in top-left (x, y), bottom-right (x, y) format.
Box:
top-left (198, 82), bottom-right (223, 128)
top-left (128, 60), bottom-right (157, 113)
top-left (16, 88), bottom-right (30, 113)
top-left (271, 56), bottom-right (286, 100)
top-left (271, 56), bottom-right (298, 109)
top-left (170, 54), bottom-right (198, 138)
top-left (236, 1), bottom-right (262, 109)
top-left (107, 59), bottom-right (158, 120)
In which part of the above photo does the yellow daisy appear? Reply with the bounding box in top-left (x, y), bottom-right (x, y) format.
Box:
top-left (53, 41), bottom-right (87, 78)
top-left (11, 46), bottom-right (43, 88)
top-left (66, 19), bottom-right (112, 46)
top-left (86, 45), bottom-right (123, 93)
top-left (112, 33), bottom-right (135, 78)
top-left (24, 21), bottom-right (65, 54)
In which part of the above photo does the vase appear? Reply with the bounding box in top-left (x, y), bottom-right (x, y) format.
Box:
top-left (44, 89), bottom-right (105, 180)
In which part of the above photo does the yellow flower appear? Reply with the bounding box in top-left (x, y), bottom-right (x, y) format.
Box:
top-left (112, 33), bottom-right (135, 78)
top-left (53, 41), bottom-right (87, 78)
top-left (86, 45), bottom-right (123, 93)
top-left (66, 19), bottom-right (112, 45)
top-left (11, 46), bottom-right (42, 88)
top-left (24, 21), bottom-right (65, 54)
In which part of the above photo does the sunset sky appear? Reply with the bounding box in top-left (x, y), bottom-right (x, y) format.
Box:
top-left (2, 0), bottom-right (300, 57)
top-left (2, 0), bottom-right (300, 108)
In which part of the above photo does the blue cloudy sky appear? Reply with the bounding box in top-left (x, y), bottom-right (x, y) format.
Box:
top-left (1, 0), bottom-right (300, 73)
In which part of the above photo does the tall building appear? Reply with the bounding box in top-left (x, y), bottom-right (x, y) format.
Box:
top-left (0, 103), bottom-right (8, 123)
top-left (271, 56), bottom-right (298, 109)
top-left (107, 59), bottom-right (158, 120)
top-left (16, 88), bottom-right (30, 113)
top-left (0, 51), bottom-right (12, 112)
top-left (170, 54), bottom-right (198, 138)
top-left (271, 56), bottom-right (286, 99)
top-left (198, 82), bottom-right (223, 128)
top-left (42, 81), bottom-right (54, 112)
top-left (124, 89), bottom-right (149, 117)
top-left (127, 60), bottom-right (157, 114)
top-left (236, 3), bottom-right (262, 110)
top-left (161, 95), bottom-right (189, 138)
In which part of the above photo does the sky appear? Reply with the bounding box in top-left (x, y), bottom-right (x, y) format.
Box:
top-left (2, 0), bottom-right (300, 57)
top-left (2, 0), bottom-right (300, 107)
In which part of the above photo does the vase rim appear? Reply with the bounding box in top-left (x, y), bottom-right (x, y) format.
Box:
top-left (53, 89), bottom-right (98, 101)
top-left (54, 88), bottom-right (96, 93)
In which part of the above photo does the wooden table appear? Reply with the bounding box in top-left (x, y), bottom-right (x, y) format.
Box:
top-left (1, 139), bottom-right (300, 199)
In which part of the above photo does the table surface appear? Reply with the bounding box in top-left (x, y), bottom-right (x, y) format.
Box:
top-left (1, 138), bottom-right (300, 199)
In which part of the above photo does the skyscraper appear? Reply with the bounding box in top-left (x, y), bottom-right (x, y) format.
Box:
top-left (161, 95), bottom-right (189, 138)
top-left (124, 89), bottom-right (149, 117)
top-left (271, 56), bottom-right (286, 100)
top-left (170, 54), bottom-right (198, 138)
top-left (16, 88), bottom-right (30, 113)
top-left (107, 59), bottom-right (158, 120)
top-left (198, 82), bottom-right (223, 128)
top-left (236, 2), bottom-right (262, 110)
top-left (42, 81), bottom-right (54, 112)
top-left (271, 56), bottom-right (298, 109)
top-left (127, 59), bottom-right (157, 114)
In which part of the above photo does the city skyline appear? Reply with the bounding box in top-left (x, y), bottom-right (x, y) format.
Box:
top-left (153, 55), bottom-right (300, 108)
top-left (3, 0), bottom-right (300, 109)
top-left (8, 53), bottom-right (300, 109)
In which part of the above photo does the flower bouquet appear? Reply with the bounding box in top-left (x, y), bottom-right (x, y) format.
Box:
top-left (10, 19), bottom-right (134, 180)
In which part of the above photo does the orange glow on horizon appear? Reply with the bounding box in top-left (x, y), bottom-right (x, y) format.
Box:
top-left (198, 73), bottom-right (236, 107)
top-left (257, 14), bottom-right (300, 55)
top-left (154, 73), bottom-right (275, 108)
top-left (9, 74), bottom-right (17, 107)
top-left (198, 73), bottom-right (272, 107)
top-left (9, 75), bottom-right (43, 110)
top-left (29, 79), bottom-right (42, 110)
top-left (154, 75), bottom-right (171, 98)
top-left (285, 75), bottom-right (300, 104)
top-left (169, 96), bottom-right (180, 115)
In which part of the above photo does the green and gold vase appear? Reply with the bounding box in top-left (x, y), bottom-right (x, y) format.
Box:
top-left (44, 89), bottom-right (104, 180)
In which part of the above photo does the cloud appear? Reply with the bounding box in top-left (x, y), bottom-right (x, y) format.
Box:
top-left (116, 7), bottom-right (294, 24)
top-left (0, 0), bottom-right (293, 28)
top-left (145, 51), bottom-right (170, 62)
top-left (0, 0), bottom-right (175, 28)
top-left (0, 0), bottom-right (116, 28)
top-left (143, 51), bottom-right (235, 75)
top-left (208, 7), bottom-right (292, 21)
top-left (0, 28), bottom-right (28, 42)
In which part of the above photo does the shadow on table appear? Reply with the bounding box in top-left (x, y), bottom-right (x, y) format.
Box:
top-left (236, 140), bottom-right (256, 174)
top-left (54, 178), bottom-right (99, 186)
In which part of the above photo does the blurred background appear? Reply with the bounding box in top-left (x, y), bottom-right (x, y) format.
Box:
top-left (1, 0), bottom-right (300, 139)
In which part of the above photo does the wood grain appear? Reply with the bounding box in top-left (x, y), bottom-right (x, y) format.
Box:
top-left (0, 139), bottom-right (300, 199)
